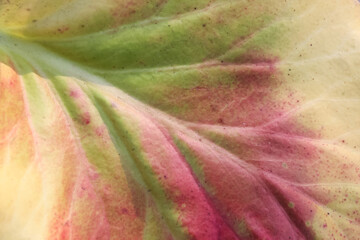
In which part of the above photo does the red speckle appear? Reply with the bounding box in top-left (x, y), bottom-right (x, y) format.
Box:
top-left (323, 224), bottom-right (327, 228)
top-left (95, 126), bottom-right (105, 137)
top-left (81, 112), bottom-right (91, 125)
top-left (69, 90), bottom-right (80, 98)
top-left (121, 208), bottom-right (129, 215)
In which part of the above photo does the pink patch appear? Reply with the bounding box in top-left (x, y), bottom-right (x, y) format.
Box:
top-left (95, 126), bottom-right (105, 137)
top-left (69, 90), bottom-right (80, 98)
top-left (140, 121), bottom-right (232, 239)
top-left (81, 112), bottom-right (91, 125)
top-left (176, 131), bottom-right (310, 239)
top-left (162, 57), bottom-right (302, 128)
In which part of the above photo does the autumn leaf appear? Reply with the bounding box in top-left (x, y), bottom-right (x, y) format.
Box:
top-left (1, 0), bottom-right (360, 239)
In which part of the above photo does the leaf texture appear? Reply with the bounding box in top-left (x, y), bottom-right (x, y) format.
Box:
top-left (1, 0), bottom-right (360, 239)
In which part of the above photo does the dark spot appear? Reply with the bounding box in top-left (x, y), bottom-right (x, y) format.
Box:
top-left (57, 27), bottom-right (69, 34)
top-left (121, 208), bottom-right (129, 215)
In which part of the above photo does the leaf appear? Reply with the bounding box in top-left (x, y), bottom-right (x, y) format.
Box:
top-left (1, 0), bottom-right (360, 239)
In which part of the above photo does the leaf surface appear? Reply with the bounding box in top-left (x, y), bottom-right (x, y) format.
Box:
top-left (1, 0), bottom-right (360, 239)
